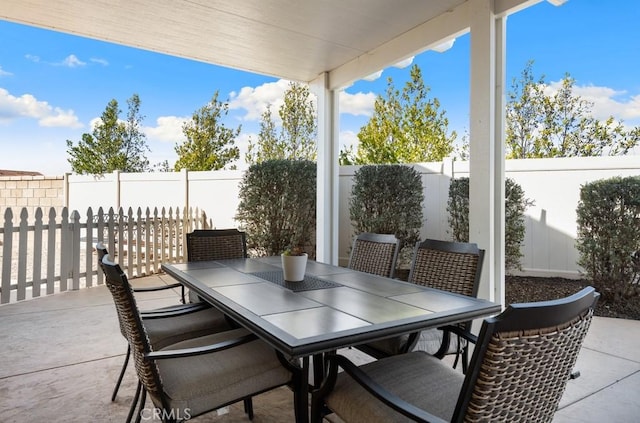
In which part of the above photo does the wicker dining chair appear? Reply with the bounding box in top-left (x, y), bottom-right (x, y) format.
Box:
top-left (348, 232), bottom-right (403, 358)
top-left (348, 232), bottom-right (400, 278)
top-left (96, 244), bottom-right (233, 420)
top-left (186, 228), bottom-right (248, 261)
top-left (311, 286), bottom-right (599, 423)
top-left (356, 239), bottom-right (484, 366)
top-left (185, 229), bottom-right (248, 302)
top-left (96, 241), bottom-right (187, 303)
top-left (406, 239), bottom-right (484, 372)
top-left (101, 254), bottom-right (302, 423)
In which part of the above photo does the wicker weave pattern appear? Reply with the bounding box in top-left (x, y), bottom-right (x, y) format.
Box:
top-left (96, 246), bottom-right (128, 340)
top-left (350, 239), bottom-right (398, 277)
top-left (187, 231), bottom-right (246, 261)
top-left (464, 309), bottom-right (594, 422)
top-left (103, 265), bottom-right (164, 398)
top-left (409, 248), bottom-right (479, 296)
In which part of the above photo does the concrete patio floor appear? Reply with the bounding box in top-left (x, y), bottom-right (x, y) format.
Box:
top-left (1, 273), bottom-right (639, 422)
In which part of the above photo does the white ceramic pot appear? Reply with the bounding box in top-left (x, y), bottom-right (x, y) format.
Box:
top-left (281, 253), bottom-right (308, 282)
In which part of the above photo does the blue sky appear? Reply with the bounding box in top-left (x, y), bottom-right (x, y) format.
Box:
top-left (1, 0), bottom-right (639, 175)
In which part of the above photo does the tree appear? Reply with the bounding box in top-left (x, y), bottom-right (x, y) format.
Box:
top-left (174, 91), bottom-right (241, 171)
top-left (349, 164), bottom-right (423, 268)
top-left (246, 82), bottom-right (317, 164)
top-left (506, 61), bottom-right (639, 158)
top-left (342, 64), bottom-right (456, 165)
top-left (235, 160), bottom-right (317, 257)
top-left (66, 94), bottom-right (150, 174)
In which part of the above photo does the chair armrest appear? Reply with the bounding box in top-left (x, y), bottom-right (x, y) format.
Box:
top-left (327, 355), bottom-right (448, 423)
top-left (133, 282), bottom-right (186, 303)
top-left (140, 302), bottom-right (209, 319)
top-left (440, 325), bottom-right (478, 345)
top-left (146, 333), bottom-right (258, 360)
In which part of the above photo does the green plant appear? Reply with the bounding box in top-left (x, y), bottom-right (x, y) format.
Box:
top-left (447, 177), bottom-right (533, 272)
top-left (447, 178), bottom-right (469, 243)
top-left (576, 176), bottom-right (640, 300)
top-left (235, 159), bottom-right (316, 257)
top-left (282, 245), bottom-right (306, 256)
top-left (349, 164), bottom-right (424, 268)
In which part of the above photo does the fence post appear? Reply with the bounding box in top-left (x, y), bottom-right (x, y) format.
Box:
top-left (63, 172), bottom-right (71, 209)
top-left (33, 208), bottom-right (44, 297)
top-left (60, 208), bottom-right (70, 292)
top-left (125, 207), bottom-right (134, 279)
top-left (86, 207), bottom-right (95, 288)
top-left (70, 210), bottom-right (81, 290)
top-left (1, 208), bottom-right (13, 304)
top-left (144, 207), bottom-right (152, 276)
top-left (96, 207), bottom-right (106, 286)
top-left (117, 208), bottom-right (126, 271)
top-left (168, 208), bottom-right (175, 262)
top-left (114, 170), bottom-right (121, 211)
top-left (136, 207), bottom-right (143, 276)
top-left (152, 207), bottom-right (160, 272)
top-left (182, 168), bottom-right (189, 215)
top-left (46, 208), bottom-right (56, 295)
top-left (17, 208), bottom-right (29, 301)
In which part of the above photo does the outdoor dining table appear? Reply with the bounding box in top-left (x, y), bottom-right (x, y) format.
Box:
top-left (162, 256), bottom-right (501, 423)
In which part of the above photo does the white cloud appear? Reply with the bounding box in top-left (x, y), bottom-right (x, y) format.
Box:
top-left (0, 66), bottom-right (12, 77)
top-left (60, 54), bottom-right (86, 67)
top-left (339, 130), bottom-right (359, 152)
top-left (25, 54), bottom-right (40, 63)
top-left (39, 109), bottom-right (83, 128)
top-left (363, 70), bottom-right (383, 81)
top-left (0, 88), bottom-right (82, 128)
top-left (144, 115), bottom-right (189, 143)
top-left (340, 91), bottom-right (376, 116)
top-left (234, 131), bottom-right (256, 171)
top-left (227, 77), bottom-right (376, 126)
top-left (545, 81), bottom-right (640, 126)
top-left (431, 39), bottom-right (455, 53)
top-left (228, 79), bottom-right (290, 121)
top-left (90, 58), bottom-right (109, 66)
top-left (88, 117), bottom-right (102, 131)
top-left (393, 56), bottom-right (414, 68)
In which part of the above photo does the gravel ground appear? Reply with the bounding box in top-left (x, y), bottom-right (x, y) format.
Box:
top-left (506, 275), bottom-right (640, 321)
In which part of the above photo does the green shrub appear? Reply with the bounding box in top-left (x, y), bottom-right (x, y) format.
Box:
top-left (447, 178), bottom-right (469, 243)
top-left (349, 165), bottom-right (424, 268)
top-left (235, 159), bottom-right (316, 257)
top-left (447, 177), bottom-right (532, 272)
top-left (576, 176), bottom-right (640, 300)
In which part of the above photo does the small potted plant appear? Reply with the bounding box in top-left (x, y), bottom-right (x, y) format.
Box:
top-left (281, 245), bottom-right (308, 282)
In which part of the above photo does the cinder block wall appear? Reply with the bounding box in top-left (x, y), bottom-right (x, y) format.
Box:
top-left (0, 175), bottom-right (66, 222)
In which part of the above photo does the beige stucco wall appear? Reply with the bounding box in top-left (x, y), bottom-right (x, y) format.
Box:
top-left (0, 175), bottom-right (66, 221)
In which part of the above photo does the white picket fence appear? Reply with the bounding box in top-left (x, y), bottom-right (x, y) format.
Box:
top-left (0, 206), bottom-right (211, 304)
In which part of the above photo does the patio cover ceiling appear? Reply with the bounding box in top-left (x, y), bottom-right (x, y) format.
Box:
top-left (1, 0), bottom-right (540, 89)
top-left (2, 0), bottom-right (549, 305)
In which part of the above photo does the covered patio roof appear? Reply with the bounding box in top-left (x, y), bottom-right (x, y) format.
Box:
top-left (1, 0), bottom-right (554, 305)
top-left (3, 0), bottom-right (539, 88)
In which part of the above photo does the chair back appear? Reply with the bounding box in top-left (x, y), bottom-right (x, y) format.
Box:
top-left (95, 242), bottom-right (108, 261)
top-left (453, 286), bottom-right (599, 422)
top-left (186, 229), bottom-right (247, 261)
top-left (100, 255), bottom-right (165, 403)
top-left (408, 239), bottom-right (484, 297)
top-left (348, 233), bottom-right (400, 278)
top-left (97, 243), bottom-right (129, 339)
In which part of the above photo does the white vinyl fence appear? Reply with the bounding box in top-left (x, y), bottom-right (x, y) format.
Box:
top-left (3, 155), bottom-right (637, 305)
top-left (0, 206), bottom-right (210, 304)
top-left (67, 156), bottom-right (639, 278)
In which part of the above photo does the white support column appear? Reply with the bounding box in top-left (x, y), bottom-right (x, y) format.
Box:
top-left (312, 73), bottom-right (340, 264)
top-left (469, 0), bottom-right (499, 302)
top-left (493, 15), bottom-right (507, 308)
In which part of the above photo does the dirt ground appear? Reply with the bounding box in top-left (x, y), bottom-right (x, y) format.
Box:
top-left (506, 275), bottom-right (640, 321)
